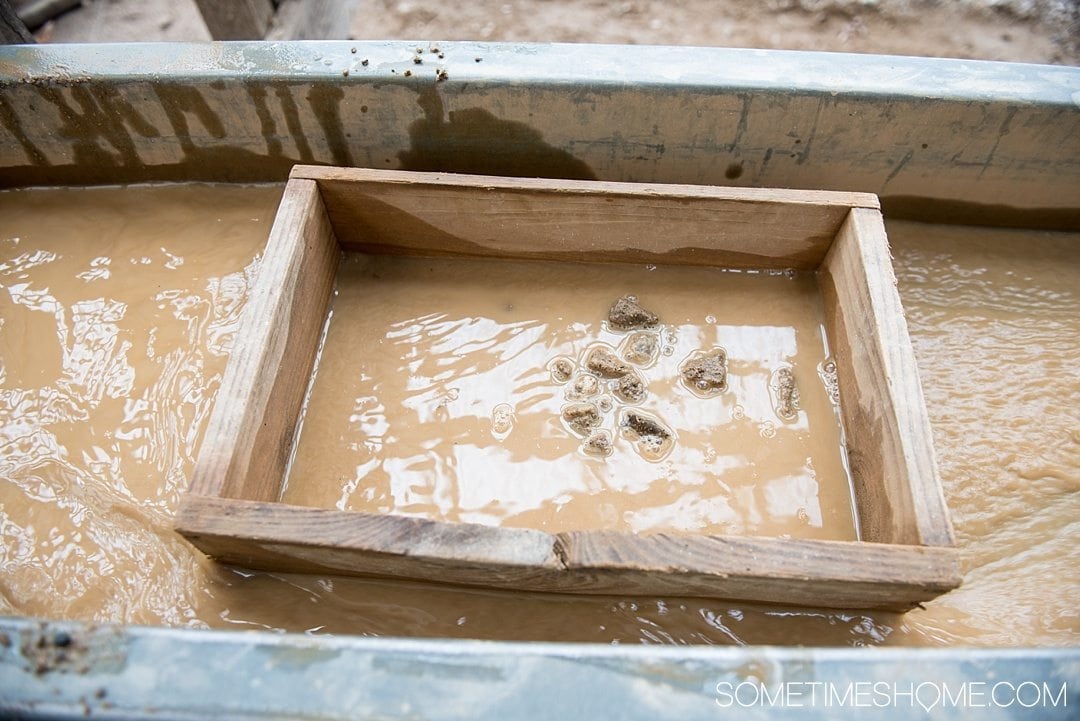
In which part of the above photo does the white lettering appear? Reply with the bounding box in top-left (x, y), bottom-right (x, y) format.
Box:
top-left (758, 682), bottom-right (782, 708)
top-left (734, 681), bottom-right (760, 707)
top-left (829, 682), bottom-right (854, 707)
top-left (991, 681), bottom-right (1015, 707)
top-left (1043, 682), bottom-right (1067, 708)
top-left (1016, 681), bottom-right (1041, 708)
top-left (915, 682), bottom-right (941, 712)
top-left (715, 681), bottom-right (734, 708)
top-left (941, 682), bottom-right (966, 707)
top-left (712, 678), bottom-right (1067, 710)
top-left (894, 682), bottom-right (915, 707)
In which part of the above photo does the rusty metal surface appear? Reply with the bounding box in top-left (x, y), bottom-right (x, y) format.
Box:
top-left (1, 617), bottom-right (1077, 720)
top-left (1, 42), bottom-right (1078, 227)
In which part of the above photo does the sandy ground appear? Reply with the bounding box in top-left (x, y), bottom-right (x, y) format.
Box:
top-left (27, 0), bottom-right (1080, 66)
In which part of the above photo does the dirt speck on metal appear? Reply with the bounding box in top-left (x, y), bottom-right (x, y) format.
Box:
top-left (17, 623), bottom-right (127, 677)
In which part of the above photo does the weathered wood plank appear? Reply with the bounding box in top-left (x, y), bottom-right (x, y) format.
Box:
top-left (187, 179), bottom-right (339, 502)
top-left (556, 529), bottom-right (959, 610)
top-left (176, 497), bottom-right (959, 611)
top-left (193, 0), bottom-right (274, 40)
top-left (294, 166), bottom-right (880, 270)
top-left (819, 207), bottom-right (955, 547)
top-left (177, 496), bottom-right (564, 582)
top-left (176, 171), bottom-right (958, 609)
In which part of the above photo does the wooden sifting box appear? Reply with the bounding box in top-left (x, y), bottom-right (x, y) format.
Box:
top-left (175, 166), bottom-right (960, 611)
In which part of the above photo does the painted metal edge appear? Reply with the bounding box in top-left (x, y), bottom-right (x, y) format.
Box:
top-left (1, 42), bottom-right (1077, 228)
top-left (1, 617), bottom-right (1076, 720)
top-left (1, 41), bottom-right (1078, 105)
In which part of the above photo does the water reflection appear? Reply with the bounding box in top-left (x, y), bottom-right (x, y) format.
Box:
top-left (2, 189), bottom-right (1075, 649)
top-left (286, 254), bottom-right (854, 540)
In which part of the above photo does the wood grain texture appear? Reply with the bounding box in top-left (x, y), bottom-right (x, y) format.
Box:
top-left (176, 497), bottom-right (959, 611)
top-left (176, 170), bottom-right (959, 608)
top-left (186, 179), bottom-right (339, 502)
top-left (555, 529), bottom-right (959, 610)
top-left (820, 207), bottom-right (955, 547)
top-left (293, 166), bottom-right (880, 270)
top-left (177, 496), bottom-right (561, 566)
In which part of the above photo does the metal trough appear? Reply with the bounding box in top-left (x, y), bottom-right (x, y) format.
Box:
top-left (1, 41), bottom-right (1078, 720)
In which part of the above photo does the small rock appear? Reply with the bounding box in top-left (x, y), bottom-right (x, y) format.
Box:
top-left (620, 409), bottom-right (675, 461)
top-left (491, 403), bottom-right (514, 438)
top-left (562, 403), bottom-right (602, 436)
top-left (549, 356), bottom-right (574, 383)
top-left (620, 330), bottom-right (660, 366)
top-left (819, 359), bottom-right (840, 405)
top-left (638, 435), bottom-right (665, 455)
top-left (624, 410), bottom-right (670, 440)
top-left (608, 295), bottom-right (659, 330)
top-left (569, 373), bottom-right (600, 398)
top-left (681, 347), bottom-right (728, 394)
top-left (585, 346), bottom-right (630, 378)
top-left (582, 430), bottom-right (613, 457)
top-left (614, 371), bottom-right (647, 404)
top-left (774, 367), bottom-right (800, 420)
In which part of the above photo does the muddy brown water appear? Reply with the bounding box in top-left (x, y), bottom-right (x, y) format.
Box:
top-left (283, 253), bottom-right (857, 541)
top-left (0, 184), bottom-right (1076, 646)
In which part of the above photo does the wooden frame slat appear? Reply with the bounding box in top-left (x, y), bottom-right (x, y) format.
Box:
top-left (186, 178), bottom-right (340, 502)
top-left (177, 168), bottom-right (959, 610)
top-left (296, 166), bottom-right (879, 270)
top-left (177, 497), bottom-right (958, 611)
top-left (819, 208), bottom-right (955, 547)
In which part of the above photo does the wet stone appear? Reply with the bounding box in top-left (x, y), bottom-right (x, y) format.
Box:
top-left (681, 347), bottom-right (728, 395)
top-left (608, 295), bottom-right (659, 330)
top-left (549, 356), bottom-right (575, 383)
top-left (614, 370), bottom-right (647, 404)
top-left (774, 367), bottom-right (801, 420)
top-left (620, 330), bottom-right (660, 366)
top-left (620, 409), bottom-right (675, 461)
top-left (582, 430), bottom-right (613, 457)
top-left (585, 345), bottom-right (630, 378)
top-left (819, 359), bottom-right (840, 405)
top-left (562, 402), bottom-right (602, 436)
top-left (569, 373), bottom-right (600, 399)
top-left (624, 410), bottom-right (671, 440)
top-left (638, 435), bottom-right (666, 456)
top-left (491, 403), bottom-right (514, 439)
